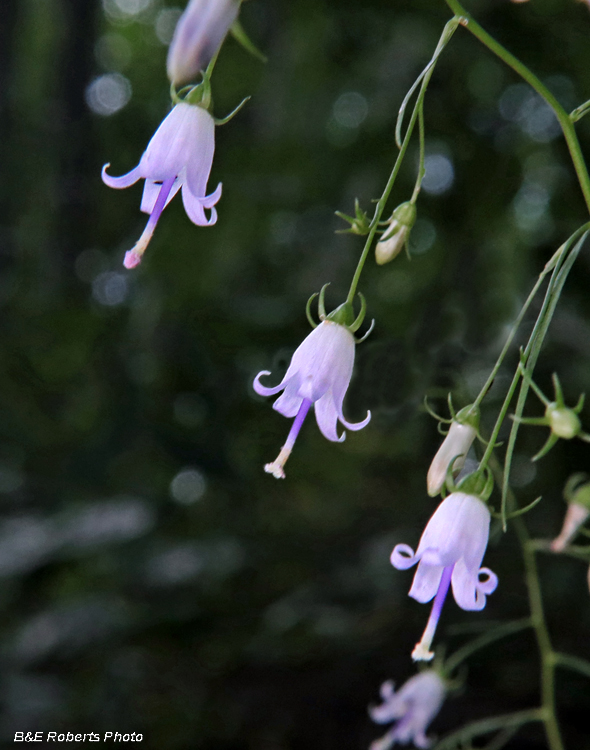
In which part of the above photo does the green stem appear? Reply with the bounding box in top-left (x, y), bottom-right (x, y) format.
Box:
top-left (518, 523), bottom-right (564, 750)
top-left (345, 18), bottom-right (459, 304)
top-left (433, 708), bottom-right (545, 750)
top-left (444, 617), bottom-right (531, 675)
top-left (411, 103), bottom-right (426, 202)
top-left (488, 454), bottom-right (564, 750)
top-left (554, 652), bottom-right (590, 680)
top-left (500, 228), bottom-right (589, 524)
top-left (472, 245), bottom-right (562, 409)
top-left (444, 0), bottom-right (590, 215)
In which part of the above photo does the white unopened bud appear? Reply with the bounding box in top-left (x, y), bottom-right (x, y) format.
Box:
top-left (427, 420), bottom-right (477, 497)
top-left (375, 223), bottom-right (408, 265)
top-left (375, 201), bottom-right (416, 265)
top-left (167, 0), bottom-right (240, 86)
top-left (551, 503), bottom-right (590, 552)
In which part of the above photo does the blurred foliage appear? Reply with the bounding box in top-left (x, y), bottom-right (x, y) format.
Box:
top-left (0, 0), bottom-right (590, 747)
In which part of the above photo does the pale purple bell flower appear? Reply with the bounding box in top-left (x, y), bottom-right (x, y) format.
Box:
top-left (102, 102), bottom-right (221, 269)
top-left (167, 0), bottom-right (240, 86)
top-left (369, 672), bottom-right (446, 750)
top-left (253, 320), bottom-right (371, 479)
top-left (391, 492), bottom-right (497, 661)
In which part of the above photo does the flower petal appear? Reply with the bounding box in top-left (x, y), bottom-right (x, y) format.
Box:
top-left (390, 543), bottom-right (419, 570)
top-left (185, 108), bottom-right (216, 197)
top-left (451, 558), bottom-right (486, 611)
top-left (253, 370), bottom-right (289, 397)
top-left (409, 560), bottom-right (444, 604)
top-left (139, 103), bottom-right (205, 179)
top-left (273, 378), bottom-right (304, 418)
top-left (314, 393), bottom-right (345, 442)
top-left (476, 566), bottom-right (498, 595)
top-left (181, 183), bottom-right (219, 226)
top-left (102, 163), bottom-right (143, 189)
top-left (140, 176), bottom-right (183, 214)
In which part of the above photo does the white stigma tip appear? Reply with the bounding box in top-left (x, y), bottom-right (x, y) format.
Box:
top-left (264, 462), bottom-right (285, 479)
top-left (412, 642), bottom-right (435, 662)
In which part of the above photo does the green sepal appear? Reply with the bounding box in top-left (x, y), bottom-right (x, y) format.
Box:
top-left (230, 18), bottom-right (267, 63)
top-left (564, 473), bottom-right (590, 510)
top-left (185, 80), bottom-right (211, 109)
top-left (455, 466), bottom-right (494, 503)
top-left (305, 292), bottom-right (319, 329)
top-left (390, 200), bottom-right (417, 230)
top-left (455, 404), bottom-right (480, 431)
top-left (318, 283), bottom-right (329, 320)
top-left (214, 95), bottom-right (251, 125)
top-left (349, 292), bottom-right (367, 333)
top-left (335, 199), bottom-right (370, 236)
top-left (327, 301), bottom-right (355, 327)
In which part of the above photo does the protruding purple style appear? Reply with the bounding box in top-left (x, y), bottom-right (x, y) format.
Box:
top-left (391, 492), bottom-right (497, 661)
top-left (167, 0), bottom-right (240, 86)
top-left (102, 102), bottom-right (221, 269)
top-left (369, 672), bottom-right (446, 750)
top-left (253, 320), bottom-right (371, 478)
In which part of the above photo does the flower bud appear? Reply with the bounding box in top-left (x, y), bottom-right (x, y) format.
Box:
top-left (546, 403), bottom-right (581, 439)
top-left (427, 405), bottom-right (479, 497)
top-left (375, 201), bottom-right (416, 266)
top-left (167, 0), bottom-right (240, 86)
top-left (551, 475), bottom-right (590, 552)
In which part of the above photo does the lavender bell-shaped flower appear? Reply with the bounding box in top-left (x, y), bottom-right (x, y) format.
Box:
top-left (102, 101), bottom-right (221, 269)
top-left (391, 491), bottom-right (497, 661)
top-left (369, 672), bottom-right (446, 750)
top-left (254, 292), bottom-right (372, 478)
top-left (167, 0), bottom-right (241, 86)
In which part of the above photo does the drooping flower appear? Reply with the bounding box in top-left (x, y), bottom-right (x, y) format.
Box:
top-left (102, 102), bottom-right (221, 269)
top-left (391, 492), bottom-right (497, 661)
top-left (427, 406), bottom-right (479, 497)
top-left (369, 672), bottom-right (446, 750)
top-left (167, 0), bottom-right (241, 86)
top-left (254, 319), bottom-right (370, 479)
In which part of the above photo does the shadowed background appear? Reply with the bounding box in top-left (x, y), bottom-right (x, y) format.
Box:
top-left (0, 0), bottom-right (590, 747)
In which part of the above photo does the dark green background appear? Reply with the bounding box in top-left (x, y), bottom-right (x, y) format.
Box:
top-left (0, 0), bottom-right (590, 747)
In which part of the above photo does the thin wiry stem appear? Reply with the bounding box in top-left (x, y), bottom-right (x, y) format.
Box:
top-left (444, 0), bottom-right (590, 214)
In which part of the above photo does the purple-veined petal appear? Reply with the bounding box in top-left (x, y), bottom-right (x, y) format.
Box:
top-left (409, 560), bottom-right (444, 604)
top-left (314, 392), bottom-right (345, 442)
top-left (390, 543), bottom-right (418, 570)
top-left (102, 163), bottom-right (143, 189)
top-left (140, 176), bottom-right (183, 214)
top-left (253, 370), bottom-right (289, 397)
